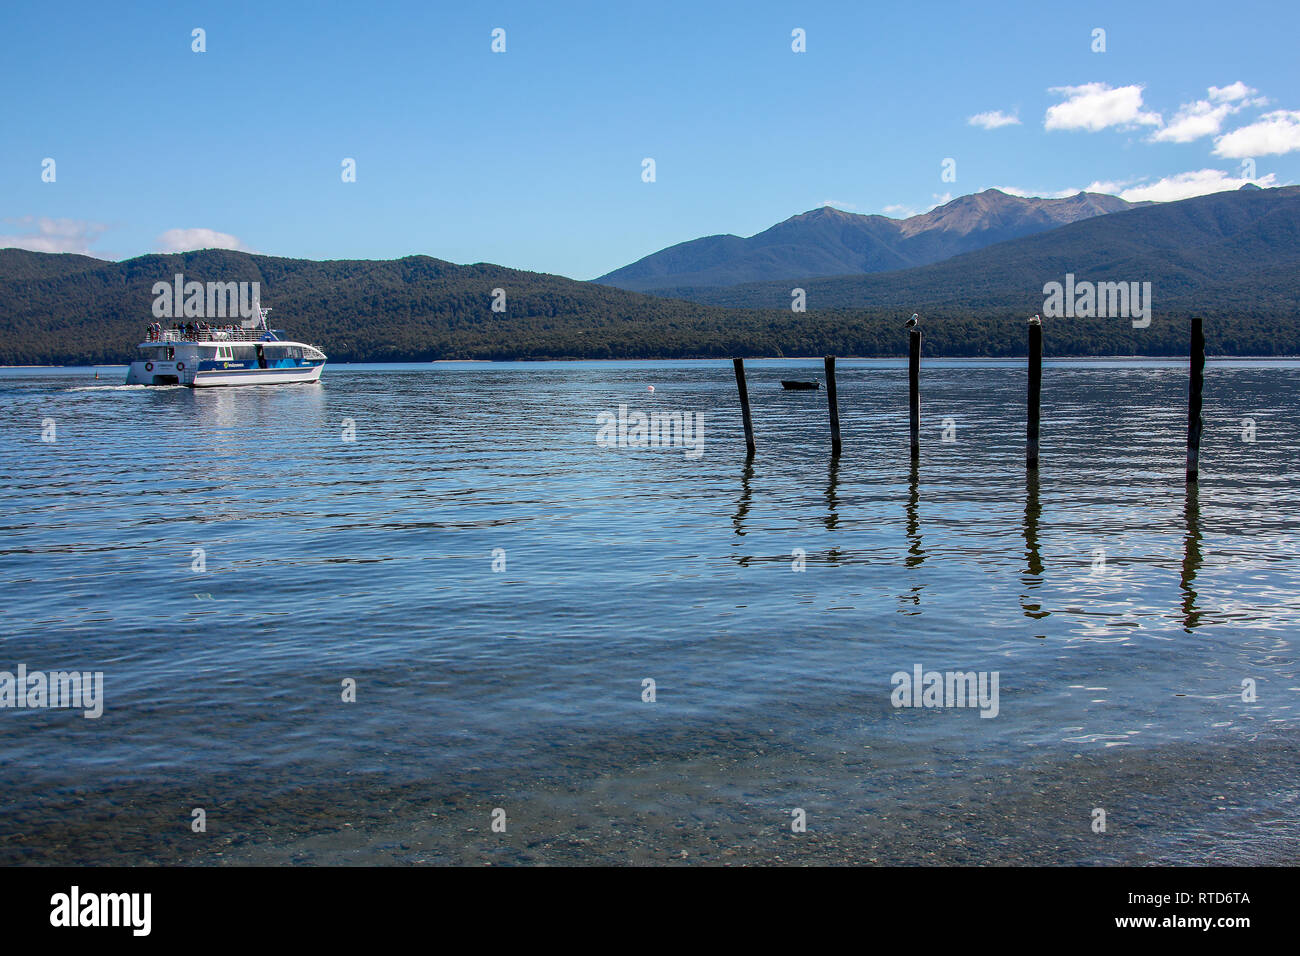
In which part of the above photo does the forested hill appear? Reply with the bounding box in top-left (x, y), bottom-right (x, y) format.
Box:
top-left (0, 250), bottom-right (786, 365)
top-left (2, 229), bottom-right (1298, 365)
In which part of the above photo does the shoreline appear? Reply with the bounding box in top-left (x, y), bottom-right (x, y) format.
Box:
top-left (5, 354), bottom-right (1300, 371)
top-left (3, 728), bottom-right (1295, 866)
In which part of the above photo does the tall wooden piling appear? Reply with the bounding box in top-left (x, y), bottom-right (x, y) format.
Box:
top-left (733, 357), bottom-right (756, 456)
top-left (825, 355), bottom-right (842, 456)
top-left (908, 330), bottom-right (921, 460)
top-left (1186, 317), bottom-right (1205, 483)
top-left (1027, 321), bottom-right (1043, 470)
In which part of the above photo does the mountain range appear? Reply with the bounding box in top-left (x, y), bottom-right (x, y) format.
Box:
top-left (597, 190), bottom-right (1140, 291)
top-left (1, 184), bottom-right (1297, 365)
top-left (640, 183), bottom-right (1300, 317)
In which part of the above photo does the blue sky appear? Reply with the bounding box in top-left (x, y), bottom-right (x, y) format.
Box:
top-left (3, 0), bottom-right (1298, 278)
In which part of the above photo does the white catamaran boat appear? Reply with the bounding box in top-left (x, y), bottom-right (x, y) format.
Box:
top-left (125, 304), bottom-right (327, 387)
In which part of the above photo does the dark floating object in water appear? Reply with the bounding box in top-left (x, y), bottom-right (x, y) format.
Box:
top-left (781, 380), bottom-right (820, 390)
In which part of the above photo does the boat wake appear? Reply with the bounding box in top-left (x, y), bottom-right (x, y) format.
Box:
top-left (67, 384), bottom-right (182, 391)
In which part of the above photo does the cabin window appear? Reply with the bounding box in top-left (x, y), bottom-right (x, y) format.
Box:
top-left (261, 346), bottom-right (297, 364)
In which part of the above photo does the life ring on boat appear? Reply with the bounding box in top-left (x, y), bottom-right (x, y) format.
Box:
top-left (176, 361), bottom-right (185, 371)
top-left (145, 362), bottom-right (154, 372)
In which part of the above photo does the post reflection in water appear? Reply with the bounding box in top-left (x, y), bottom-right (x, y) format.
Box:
top-left (1021, 472), bottom-right (1049, 622)
top-left (732, 453), bottom-right (754, 566)
top-left (825, 452), bottom-right (840, 531)
top-left (1181, 481), bottom-right (1203, 632)
top-left (823, 452), bottom-right (844, 565)
top-left (905, 458), bottom-right (923, 568)
top-left (898, 458), bottom-right (924, 614)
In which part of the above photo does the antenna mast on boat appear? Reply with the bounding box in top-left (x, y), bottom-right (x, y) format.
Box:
top-left (243, 292), bottom-right (271, 331)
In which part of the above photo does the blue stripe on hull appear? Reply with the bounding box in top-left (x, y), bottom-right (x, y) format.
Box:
top-left (196, 360), bottom-right (324, 371)
top-left (195, 365), bottom-right (322, 375)
top-left (190, 365), bottom-right (325, 387)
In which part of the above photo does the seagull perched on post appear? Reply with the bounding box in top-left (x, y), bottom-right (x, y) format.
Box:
top-left (1029, 314), bottom-right (1042, 326)
top-left (905, 313), bottom-right (919, 330)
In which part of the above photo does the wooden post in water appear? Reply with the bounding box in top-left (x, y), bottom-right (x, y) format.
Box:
top-left (1186, 316), bottom-right (1205, 483)
top-left (908, 330), bottom-right (921, 460)
top-left (733, 357), bottom-right (756, 456)
top-left (825, 355), bottom-right (842, 456)
top-left (1027, 319), bottom-right (1042, 470)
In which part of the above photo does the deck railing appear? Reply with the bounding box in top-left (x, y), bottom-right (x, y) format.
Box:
top-left (146, 327), bottom-right (271, 343)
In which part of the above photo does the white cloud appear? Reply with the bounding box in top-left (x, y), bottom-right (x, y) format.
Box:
top-left (1152, 83), bottom-right (1269, 144)
top-left (820, 199), bottom-right (858, 210)
top-left (1208, 82), bottom-right (1258, 103)
top-left (1109, 168), bottom-right (1278, 203)
top-left (992, 169), bottom-right (1278, 203)
top-left (1081, 179), bottom-right (1146, 195)
top-left (1151, 100), bottom-right (1236, 143)
top-left (969, 109), bottom-right (1021, 129)
top-left (1045, 83), bottom-right (1162, 132)
top-left (1213, 110), bottom-right (1300, 157)
top-left (156, 228), bottom-right (251, 253)
top-left (991, 185), bottom-right (1101, 199)
top-left (882, 195), bottom-right (952, 217)
top-left (0, 217), bottom-right (110, 255)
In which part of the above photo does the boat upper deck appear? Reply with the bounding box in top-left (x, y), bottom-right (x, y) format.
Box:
top-left (144, 326), bottom-right (279, 344)
top-left (139, 307), bottom-right (325, 357)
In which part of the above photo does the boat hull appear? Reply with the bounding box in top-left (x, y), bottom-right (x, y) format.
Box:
top-left (191, 364), bottom-right (325, 387)
top-left (125, 360), bottom-right (325, 387)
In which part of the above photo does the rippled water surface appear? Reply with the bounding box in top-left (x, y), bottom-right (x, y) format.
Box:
top-left (1, 359), bottom-right (1297, 864)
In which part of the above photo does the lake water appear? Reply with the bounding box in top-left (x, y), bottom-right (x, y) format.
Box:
top-left (1, 359), bottom-right (1298, 865)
